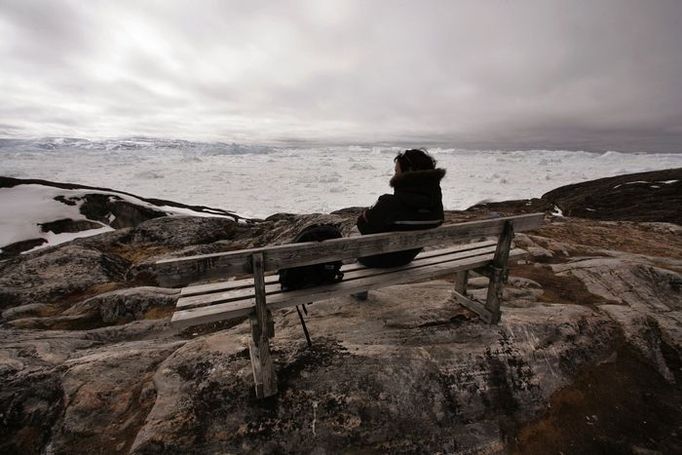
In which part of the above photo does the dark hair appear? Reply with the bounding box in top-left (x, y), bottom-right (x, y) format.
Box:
top-left (394, 149), bottom-right (436, 172)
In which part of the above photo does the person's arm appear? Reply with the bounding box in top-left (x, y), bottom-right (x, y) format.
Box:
top-left (356, 194), bottom-right (397, 234)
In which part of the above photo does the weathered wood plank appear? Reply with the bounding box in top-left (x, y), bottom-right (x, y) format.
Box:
top-left (180, 240), bottom-right (498, 297)
top-left (248, 337), bottom-right (263, 397)
top-left (171, 248), bottom-right (525, 329)
top-left (252, 253), bottom-right (268, 338)
top-left (485, 221), bottom-right (514, 324)
top-left (248, 254), bottom-right (277, 397)
top-left (176, 244), bottom-right (501, 311)
top-left (258, 335), bottom-right (276, 397)
top-left (250, 253), bottom-right (277, 397)
top-left (452, 291), bottom-right (493, 323)
top-left (156, 213), bottom-right (544, 287)
top-left (181, 274), bottom-right (277, 297)
top-left (454, 270), bottom-right (468, 295)
top-left (176, 243), bottom-right (500, 310)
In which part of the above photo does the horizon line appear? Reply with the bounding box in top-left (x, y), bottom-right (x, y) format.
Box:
top-left (1, 135), bottom-right (679, 154)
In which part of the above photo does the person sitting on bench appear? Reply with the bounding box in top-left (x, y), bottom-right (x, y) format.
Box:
top-left (356, 149), bottom-right (446, 270)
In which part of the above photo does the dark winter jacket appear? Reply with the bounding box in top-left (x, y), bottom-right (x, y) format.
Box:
top-left (357, 168), bottom-right (446, 267)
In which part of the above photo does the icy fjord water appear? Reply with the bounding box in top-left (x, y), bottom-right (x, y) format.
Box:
top-left (2, 138), bottom-right (681, 219)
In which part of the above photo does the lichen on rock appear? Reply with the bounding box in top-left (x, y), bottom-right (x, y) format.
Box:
top-left (1, 170), bottom-right (682, 454)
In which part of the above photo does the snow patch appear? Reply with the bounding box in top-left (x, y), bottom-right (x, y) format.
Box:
top-left (0, 183), bottom-right (240, 253)
top-left (614, 180), bottom-right (654, 189)
top-left (0, 185), bottom-right (86, 246)
top-left (551, 205), bottom-right (564, 217)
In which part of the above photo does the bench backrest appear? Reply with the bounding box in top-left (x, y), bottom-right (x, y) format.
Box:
top-left (154, 212), bottom-right (544, 287)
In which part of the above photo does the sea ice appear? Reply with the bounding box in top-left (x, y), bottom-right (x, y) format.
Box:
top-left (1, 139), bottom-right (681, 219)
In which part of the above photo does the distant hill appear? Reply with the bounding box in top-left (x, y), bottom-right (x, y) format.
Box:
top-left (542, 167), bottom-right (682, 224)
top-left (464, 167), bottom-right (681, 225)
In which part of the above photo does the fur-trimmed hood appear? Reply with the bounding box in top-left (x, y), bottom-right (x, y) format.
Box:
top-left (390, 168), bottom-right (446, 188)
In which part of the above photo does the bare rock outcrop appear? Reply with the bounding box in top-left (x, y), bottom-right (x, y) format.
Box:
top-left (125, 216), bottom-right (241, 248)
top-left (0, 244), bottom-right (130, 309)
top-left (59, 287), bottom-right (179, 328)
top-left (129, 284), bottom-right (621, 454)
top-left (551, 256), bottom-right (682, 382)
top-left (542, 167), bottom-right (682, 224)
top-left (1, 170), bottom-right (682, 454)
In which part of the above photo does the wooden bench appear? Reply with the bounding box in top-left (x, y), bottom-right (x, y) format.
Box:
top-left (154, 213), bottom-right (544, 398)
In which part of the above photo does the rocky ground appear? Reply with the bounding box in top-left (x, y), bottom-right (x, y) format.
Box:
top-left (1, 169), bottom-right (681, 454)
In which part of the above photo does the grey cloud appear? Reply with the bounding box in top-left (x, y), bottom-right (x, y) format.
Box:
top-left (0, 0), bottom-right (681, 151)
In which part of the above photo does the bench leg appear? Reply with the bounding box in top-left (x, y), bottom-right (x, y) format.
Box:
top-left (484, 221), bottom-right (514, 324)
top-left (453, 290), bottom-right (494, 323)
top-left (454, 270), bottom-right (468, 295)
top-left (249, 252), bottom-right (278, 398)
top-left (484, 268), bottom-right (504, 324)
top-left (249, 314), bottom-right (277, 398)
top-left (453, 269), bottom-right (491, 321)
top-left (453, 269), bottom-right (499, 323)
top-left (296, 304), bottom-right (313, 348)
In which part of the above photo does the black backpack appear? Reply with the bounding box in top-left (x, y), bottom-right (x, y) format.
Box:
top-left (278, 224), bottom-right (345, 291)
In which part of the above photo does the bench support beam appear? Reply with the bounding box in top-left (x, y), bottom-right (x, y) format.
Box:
top-left (453, 290), bottom-right (493, 323)
top-left (485, 221), bottom-right (514, 324)
top-left (249, 253), bottom-right (277, 398)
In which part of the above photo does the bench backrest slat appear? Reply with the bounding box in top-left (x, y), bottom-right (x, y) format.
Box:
top-left (155, 212), bottom-right (544, 287)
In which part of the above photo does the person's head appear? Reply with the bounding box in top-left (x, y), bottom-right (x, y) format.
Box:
top-left (394, 149), bottom-right (437, 174)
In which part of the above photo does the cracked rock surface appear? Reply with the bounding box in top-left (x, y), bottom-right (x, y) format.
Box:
top-left (2, 172), bottom-right (682, 454)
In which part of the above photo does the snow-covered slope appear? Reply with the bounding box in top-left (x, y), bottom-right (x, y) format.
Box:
top-left (0, 177), bottom-right (252, 256)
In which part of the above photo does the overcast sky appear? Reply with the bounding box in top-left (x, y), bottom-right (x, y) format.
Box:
top-left (1, 0), bottom-right (681, 151)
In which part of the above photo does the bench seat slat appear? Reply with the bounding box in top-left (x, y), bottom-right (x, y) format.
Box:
top-left (171, 248), bottom-right (525, 329)
top-left (176, 243), bottom-right (501, 311)
top-left (179, 240), bottom-right (498, 298)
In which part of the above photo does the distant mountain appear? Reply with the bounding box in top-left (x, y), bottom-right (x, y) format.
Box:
top-left (0, 137), bottom-right (275, 154)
